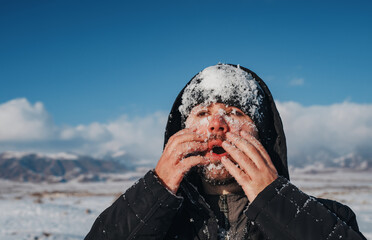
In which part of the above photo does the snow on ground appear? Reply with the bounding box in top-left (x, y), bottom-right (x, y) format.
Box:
top-left (291, 169), bottom-right (372, 239)
top-left (0, 169), bottom-right (371, 239)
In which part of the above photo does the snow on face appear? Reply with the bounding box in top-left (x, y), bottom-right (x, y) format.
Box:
top-left (179, 64), bottom-right (264, 123)
top-left (185, 103), bottom-right (258, 136)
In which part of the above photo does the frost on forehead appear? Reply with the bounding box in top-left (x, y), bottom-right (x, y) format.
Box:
top-left (179, 64), bottom-right (264, 122)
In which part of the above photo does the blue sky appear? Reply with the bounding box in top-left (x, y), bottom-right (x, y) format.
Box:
top-left (1, 0), bottom-right (371, 125)
top-left (1, 0), bottom-right (372, 163)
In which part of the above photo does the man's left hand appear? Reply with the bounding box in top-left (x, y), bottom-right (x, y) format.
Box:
top-left (221, 131), bottom-right (278, 202)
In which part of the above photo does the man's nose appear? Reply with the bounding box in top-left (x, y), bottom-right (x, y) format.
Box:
top-left (208, 115), bottom-right (228, 134)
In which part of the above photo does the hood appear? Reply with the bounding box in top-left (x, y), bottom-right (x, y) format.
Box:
top-left (164, 63), bottom-right (289, 180)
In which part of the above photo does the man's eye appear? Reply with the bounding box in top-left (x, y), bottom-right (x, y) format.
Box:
top-left (227, 110), bottom-right (244, 117)
top-left (196, 111), bottom-right (208, 117)
top-left (234, 111), bottom-right (244, 117)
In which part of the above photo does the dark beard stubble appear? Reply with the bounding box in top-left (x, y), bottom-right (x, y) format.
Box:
top-left (197, 165), bottom-right (237, 186)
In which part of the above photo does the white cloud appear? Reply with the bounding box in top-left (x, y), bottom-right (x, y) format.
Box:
top-left (276, 101), bottom-right (372, 163)
top-left (0, 98), bottom-right (54, 141)
top-left (1, 98), bottom-right (372, 167)
top-left (60, 113), bottom-right (167, 160)
top-left (0, 98), bottom-right (167, 163)
top-left (289, 77), bottom-right (305, 86)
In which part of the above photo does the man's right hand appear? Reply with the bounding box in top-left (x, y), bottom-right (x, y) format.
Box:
top-left (155, 128), bottom-right (208, 194)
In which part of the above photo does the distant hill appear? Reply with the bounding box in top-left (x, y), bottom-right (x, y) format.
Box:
top-left (0, 152), bottom-right (128, 183)
top-left (2, 150), bottom-right (370, 183)
top-left (289, 151), bottom-right (372, 171)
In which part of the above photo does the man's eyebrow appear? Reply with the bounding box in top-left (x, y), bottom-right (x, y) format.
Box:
top-left (225, 107), bottom-right (236, 111)
top-left (195, 106), bottom-right (209, 111)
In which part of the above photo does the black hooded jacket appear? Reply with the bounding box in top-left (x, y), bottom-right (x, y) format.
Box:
top-left (85, 65), bottom-right (366, 240)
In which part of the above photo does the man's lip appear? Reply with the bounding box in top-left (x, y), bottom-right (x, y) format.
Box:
top-left (205, 151), bottom-right (228, 163)
top-left (207, 151), bottom-right (228, 157)
top-left (207, 139), bottom-right (224, 151)
top-left (206, 138), bottom-right (228, 158)
top-left (184, 138), bottom-right (226, 158)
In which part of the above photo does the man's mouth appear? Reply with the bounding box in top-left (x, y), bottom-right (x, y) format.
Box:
top-left (184, 136), bottom-right (227, 159)
top-left (207, 137), bottom-right (226, 154)
top-left (211, 145), bottom-right (226, 155)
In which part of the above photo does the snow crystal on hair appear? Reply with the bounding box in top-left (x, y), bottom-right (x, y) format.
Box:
top-left (179, 64), bottom-right (264, 122)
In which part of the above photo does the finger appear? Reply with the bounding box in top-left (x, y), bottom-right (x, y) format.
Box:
top-left (221, 141), bottom-right (258, 174)
top-left (226, 132), bottom-right (265, 169)
top-left (178, 156), bottom-right (209, 172)
top-left (240, 130), bottom-right (270, 159)
top-left (240, 131), bottom-right (275, 170)
top-left (165, 132), bottom-right (207, 152)
top-left (221, 157), bottom-right (251, 184)
top-left (172, 127), bottom-right (200, 137)
top-left (160, 141), bottom-right (207, 167)
top-left (177, 141), bottom-right (208, 159)
top-left (172, 128), bottom-right (195, 137)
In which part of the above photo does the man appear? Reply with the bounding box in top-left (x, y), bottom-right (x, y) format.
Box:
top-left (85, 64), bottom-right (366, 239)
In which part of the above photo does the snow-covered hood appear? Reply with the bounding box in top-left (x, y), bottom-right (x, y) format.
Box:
top-left (164, 63), bottom-right (289, 180)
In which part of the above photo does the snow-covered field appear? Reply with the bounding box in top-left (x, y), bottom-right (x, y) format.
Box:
top-left (0, 169), bottom-right (371, 239)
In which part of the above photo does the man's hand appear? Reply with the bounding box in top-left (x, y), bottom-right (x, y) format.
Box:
top-left (221, 131), bottom-right (278, 202)
top-left (155, 128), bottom-right (209, 194)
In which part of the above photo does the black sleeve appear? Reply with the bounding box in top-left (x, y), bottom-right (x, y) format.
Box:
top-left (245, 176), bottom-right (367, 240)
top-left (85, 170), bottom-right (183, 240)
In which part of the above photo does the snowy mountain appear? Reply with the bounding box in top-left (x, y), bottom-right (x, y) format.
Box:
top-left (1, 149), bottom-right (370, 184)
top-left (0, 152), bottom-right (128, 183)
top-left (103, 150), bottom-right (155, 170)
top-left (289, 151), bottom-right (372, 171)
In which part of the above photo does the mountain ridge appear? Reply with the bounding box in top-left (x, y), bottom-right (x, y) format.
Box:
top-left (0, 152), bottom-right (128, 183)
top-left (1, 150), bottom-right (371, 183)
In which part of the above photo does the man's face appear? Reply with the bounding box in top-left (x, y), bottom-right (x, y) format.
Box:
top-left (185, 103), bottom-right (259, 185)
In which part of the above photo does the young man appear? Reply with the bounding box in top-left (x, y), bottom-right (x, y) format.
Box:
top-left (85, 64), bottom-right (366, 239)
